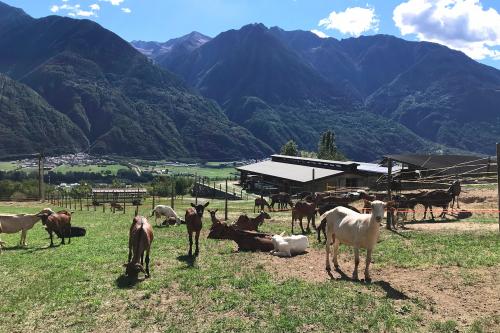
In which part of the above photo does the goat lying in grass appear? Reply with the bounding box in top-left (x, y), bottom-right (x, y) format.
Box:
top-left (234, 211), bottom-right (270, 231)
top-left (270, 233), bottom-right (309, 257)
top-left (151, 205), bottom-right (184, 226)
top-left (322, 201), bottom-right (388, 281)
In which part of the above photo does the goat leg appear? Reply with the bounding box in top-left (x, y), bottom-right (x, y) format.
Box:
top-left (188, 232), bottom-right (193, 256)
top-left (364, 249), bottom-right (372, 282)
top-left (299, 218), bottom-right (305, 234)
top-left (145, 251), bottom-right (150, 278)
top-left (353, 247), bottom-right (360, 281)
top-left (194, 231), bottom-right (200, 256)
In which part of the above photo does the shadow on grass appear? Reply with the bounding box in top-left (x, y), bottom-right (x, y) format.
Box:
top-left (327, 267), bottom-right (408, 300)
top-left (176, 254), bottom-right (196, 269)
top-left (20, 244), bottom-right (62, 254)
top-left (115, 274), bottom-right (144, 289)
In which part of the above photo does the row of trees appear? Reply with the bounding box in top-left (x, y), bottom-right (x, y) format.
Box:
top-left (280, 130), bottom-right (345, 160)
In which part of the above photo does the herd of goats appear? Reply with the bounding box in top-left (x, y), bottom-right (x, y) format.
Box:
top-left (0, 180), bottom-right (463, 282)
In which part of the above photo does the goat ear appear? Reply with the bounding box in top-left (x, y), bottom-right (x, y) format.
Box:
top-left (204, 201), bottom-right (210, 207)
top-left (190, 203), bottom-right (196, 208)
top-left (214, 209), bottom-right (218, 213)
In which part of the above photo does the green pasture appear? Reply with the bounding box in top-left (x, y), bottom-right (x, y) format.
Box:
top-left (0, 200), bottom-right (498, 332)
top-left (51, 164), bottom-right (129, 175)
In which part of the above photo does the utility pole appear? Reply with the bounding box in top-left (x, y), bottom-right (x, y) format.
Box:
top-left (386, 158), bottom-right (393, 230)
top-left (38, 153), bottom-right (45, 202)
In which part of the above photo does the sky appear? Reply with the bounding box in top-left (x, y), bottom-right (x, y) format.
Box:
top-left (4, 0), bottom-right (500, 68)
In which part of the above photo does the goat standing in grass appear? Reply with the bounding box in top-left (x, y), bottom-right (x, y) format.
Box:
top-left (185, 202), bottom-right (209, 256)
top-left (125, 215), bottom-right (154, 278)
top-left (0, 208), bottom-right (52, 248)
top-left (322, 201), bottom-right (388, 281)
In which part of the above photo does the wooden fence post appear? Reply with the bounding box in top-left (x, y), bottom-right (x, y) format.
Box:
top-left (225, 178), bottom-right (228, 221)
top-left (195, 174), bottom-right (198, 205)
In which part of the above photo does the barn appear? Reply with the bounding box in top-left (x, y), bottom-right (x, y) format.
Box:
top-left (236, 155), bottom-right (390, 194)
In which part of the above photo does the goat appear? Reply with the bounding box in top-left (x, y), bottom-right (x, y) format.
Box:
top-left (125, 215), bottom-right (154, 278)
top-left (415, 190), bottom-right (453, 220)
top-left (316, 204), bottom-right (360, 243)
top-left (291, 200), bottom-right (316, 234)
top-left (270, 192), bottom-right (293, 211)
top-left (208, 220), bottom-right (274, 252)
top-left (37, 209), bottom-right (74, 247)
top-left (151, 205), bottom-right (184, 226)
top-left (185, 202), bottom-right (209, 256)
top-left (270, 233), bottom-right (309, 257)
top-left (0, 208), bottom-right (51, 247)
top-left (448, 180), bottom-right (461, 209)
top-left (254, 198), bottom-right (271, 213)
top-left (322, 201), bottom-right (387, 281)
top-left (233, 211), bottom-right (271, 231)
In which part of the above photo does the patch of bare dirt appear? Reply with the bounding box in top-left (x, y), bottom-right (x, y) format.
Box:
top-left (257, 248), bottom-right (500, 329)
top-left (399, 220), bottom-right (498, 232)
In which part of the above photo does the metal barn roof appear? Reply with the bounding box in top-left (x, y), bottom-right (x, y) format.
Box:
top-left (236, 161), bottom-right (344, 183)
top-left (383, 154), bottom-right (486, 170)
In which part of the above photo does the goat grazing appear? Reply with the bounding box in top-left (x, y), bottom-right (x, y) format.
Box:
top-left (270, 233), bottom-right (309, 257)
top-left (151, 205), bottom-right (184, 226)
top-left (234, 211), bottom-right (271, 231)
top-left (185, 202), bottom-right (209, 256)
top-left (254, 198), bottom-right (271, 212)
top-left (125, 215), bottom-right (154, 278)
top-left (270, 192), bottom-right (293, 210)
top-left (291, 201), bottom-right (316, 234)
top-left (0, 208), bottom-right (51, 247)
top-left (208, 220), bottom-right (274, 252)
top-left (322, 201), bottom-right (387, 281)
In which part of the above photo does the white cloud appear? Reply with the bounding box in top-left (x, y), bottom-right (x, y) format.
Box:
top-left (50, 5), bottom-right (60, 13)
top-left (318, 6), bottom-right (379, 37)
top-left (90, 4), bottom-right (100, 11)
top-left (100, 0), bottom-right (124, 6)
top-left (49, 2), bottom-right (100, 17)
top-left (310, 29), bottom-right (329, 38)
top-left (393, 0), bottom-right (500, 60)
top-left (121, 7), bottom-right (132, 14)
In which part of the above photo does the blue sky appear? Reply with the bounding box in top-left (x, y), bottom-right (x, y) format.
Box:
top-left (4, 0), bottom-right (500, 68)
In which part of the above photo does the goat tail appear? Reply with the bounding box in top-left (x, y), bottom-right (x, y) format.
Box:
top-left (319, 212), bottom-right (330, 222)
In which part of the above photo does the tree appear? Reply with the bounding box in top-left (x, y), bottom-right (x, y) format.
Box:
top-left (280, 140), bottom-right (299, 156)
top-left (318, 130), bottom-right (345, 160)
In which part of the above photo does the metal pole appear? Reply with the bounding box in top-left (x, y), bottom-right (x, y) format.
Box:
top-left (171, 177), bottom-right (175, 209)
top-left (225, 178), bottom-right (228, 221)
top-left (497, 143), bottom-right (500, 232)
top-left (195, 174), bottom-right (198, 205)
top-left (386, 159), bottom-right (393, 230)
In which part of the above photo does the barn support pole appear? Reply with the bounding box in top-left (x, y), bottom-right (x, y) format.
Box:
top-left (225, 178), bottom-right (228, 221)
top-left (386, 159), bottom-right (393, 230)
top-left (496, 143), bottom-right (500, 232)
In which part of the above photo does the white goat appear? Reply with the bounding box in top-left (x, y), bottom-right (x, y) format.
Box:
top-left (151, 205), bottom-right (183, 226)
top-left (270, 233), bottom-right (309, 257)
top-left (321, 201), bottom-right (386, 281)
top-left (0, 208), bottom-right (53, 248)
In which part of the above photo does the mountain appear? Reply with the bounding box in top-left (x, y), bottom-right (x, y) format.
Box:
top-left (138, 24), bottom-right (500, 158)
top-left (0, 2), bottom-right (271, 159)
top-left (0, 73), bottom-right (88, 156)
top-left (131, 31), bottom-right (211, 60)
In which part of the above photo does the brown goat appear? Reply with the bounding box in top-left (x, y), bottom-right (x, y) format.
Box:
top-left (125, 215), bottom-right (154, 278)
top-left (234, 211), bottom-right (271, 231)
top-left (185, 202), bottom-right (209, 256)
top-left (38, 209), bottom-right (73, 247)
top-left (208, 220), bottom-right (274, 252)
top-left (254, 198), bottom-right (271, 212)
top-left (291, 201), bottom-right (317, 234)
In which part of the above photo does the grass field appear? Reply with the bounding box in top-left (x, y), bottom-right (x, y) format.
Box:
top-left (0, 195), bottom-right (499, 332)
top-left (52, 164), bottom-right (129, 175)
top-left (0, 161), bottom-right (20, 172)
